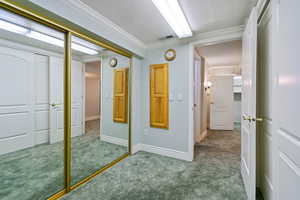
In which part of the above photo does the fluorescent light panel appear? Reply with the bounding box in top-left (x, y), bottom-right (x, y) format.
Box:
top-left (152, 0), bottom-right (192, 38)
top-left (0, 19), bottom-right (98, 55)
top-left (0, 19), bottom-right (29, 34)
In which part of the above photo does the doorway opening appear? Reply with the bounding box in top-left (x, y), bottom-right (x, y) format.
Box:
top-left (193, 40), bottom-right (242, 145)
top-left (84, 61), bottom-right (101, 137)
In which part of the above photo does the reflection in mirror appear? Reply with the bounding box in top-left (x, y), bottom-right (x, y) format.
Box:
top-left (0, 8), bottom-right (65, 199)
top-left (70, 35), bottom-right (129, 185)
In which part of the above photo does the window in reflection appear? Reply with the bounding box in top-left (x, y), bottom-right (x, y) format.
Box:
top-left (71, 36), bottom-right (129, 185)
top-left (0, 8), bottom-right (65, 200)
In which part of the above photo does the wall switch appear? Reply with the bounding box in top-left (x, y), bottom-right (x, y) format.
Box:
top-left (177, 93), bottom-right (183, 101)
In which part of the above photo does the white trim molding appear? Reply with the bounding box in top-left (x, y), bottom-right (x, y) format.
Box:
top-left (148, 25), bottom-right (244, 49)
top-left (65, 0), bottom-right (146, 49)
top-left (132, 143), bottom-right (193, 161)
top-left (100, 135), bottom-right (128, 147)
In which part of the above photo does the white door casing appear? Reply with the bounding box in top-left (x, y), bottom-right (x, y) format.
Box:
top-left (210, 75), bottom-right (234, 130)
top-left (0, 46), bottom-right (34, 155)
top-left (241, 7), bottom-right (257, 200)
top-left (193, 58), bottom-right (201, 143)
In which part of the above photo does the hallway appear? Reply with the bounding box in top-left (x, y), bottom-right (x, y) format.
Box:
top-left (62, 128), bottom-right (246, 200)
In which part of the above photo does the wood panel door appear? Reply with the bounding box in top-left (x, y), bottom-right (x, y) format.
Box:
top-left (113, 68), bottom-right (128, 123)
top-left (150, 63), bottom-right (169, 129)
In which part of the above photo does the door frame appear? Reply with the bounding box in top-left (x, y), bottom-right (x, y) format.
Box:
top-left (188, 32), bottom-right (243, 161)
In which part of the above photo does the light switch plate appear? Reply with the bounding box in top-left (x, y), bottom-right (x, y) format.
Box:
top-left (177, 93), bottom-right (183, 101)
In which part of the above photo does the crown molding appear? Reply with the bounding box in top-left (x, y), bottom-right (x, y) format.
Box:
top-left (65, 0), bottom-right (147, 49)
top-left (147, 25), bottom-right (245, 49)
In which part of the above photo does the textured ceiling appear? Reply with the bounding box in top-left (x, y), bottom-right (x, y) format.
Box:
top-left (79, 0), bottom-right (257, 44)
top-left (196, 40), bottom-right (242, 67)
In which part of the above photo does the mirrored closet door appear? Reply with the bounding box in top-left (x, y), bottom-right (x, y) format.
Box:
top-left (0, 7), bottom-right (65, 200)
top-left (70, 35), bottom-right (130, 187)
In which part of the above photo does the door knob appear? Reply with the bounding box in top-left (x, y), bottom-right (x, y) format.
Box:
top-left (251, 117), bottom-right (263, 122)
top-left (50, 103), bottom-right (58, 107)
top-left (242, 115), bottom-right (251, 121)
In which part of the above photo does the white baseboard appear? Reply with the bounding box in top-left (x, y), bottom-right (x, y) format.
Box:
top-left (100, 136), bottom-right (192, 161)
top-left (132, 143), bottom-right (143, 154)
top-left (100, 134), bottom-right (128, 147)
top-left (85, 115), bottom-right (100, 121)
top-left (133, 143), bottom-right (193, 161)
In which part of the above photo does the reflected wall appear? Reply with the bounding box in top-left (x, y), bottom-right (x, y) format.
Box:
top-left (70, 36), bottom-right (130, 186)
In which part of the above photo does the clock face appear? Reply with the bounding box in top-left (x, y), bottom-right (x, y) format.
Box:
top-left (109, 58), bottom-right (117, 67)
top-left (165, 49), bottom-right (176, 61)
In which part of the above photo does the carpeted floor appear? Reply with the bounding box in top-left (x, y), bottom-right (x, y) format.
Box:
top-left (61, 127), bottom-right (248, 200)
top-left (0, 120), bottom-right (128, 200)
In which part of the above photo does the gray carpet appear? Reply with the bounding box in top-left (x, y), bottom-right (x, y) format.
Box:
top-left (0, 120), bottom-right (128, 200)
top-left (62, 127), bottom-right (248, 200)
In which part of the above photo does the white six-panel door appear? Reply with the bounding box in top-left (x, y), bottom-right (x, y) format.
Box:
top-left (241, 7), bottom-right (257, 200)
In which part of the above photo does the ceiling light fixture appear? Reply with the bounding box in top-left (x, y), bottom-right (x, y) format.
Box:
top-left (72, 43), bottom-right (98, 55)
top-left (28, 30), bottom-right (64, 47)
top-left (0, 19), bottom-right (29, 34)
top-left (0, 19), bottom-right (98, 55)
top-left (152, 0), bottom-right (192, 38)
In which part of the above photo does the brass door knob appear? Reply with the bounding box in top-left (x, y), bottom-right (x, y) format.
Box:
top-left (242, 115), bottom-right (251, 121)
top-left (50, 103), bottom-right (58, 107)
top-left (251, 117), bottom-right (263, 122)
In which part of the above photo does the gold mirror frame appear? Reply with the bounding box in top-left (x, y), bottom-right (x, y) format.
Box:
top-left (0, 1), bottom-right (132, 199)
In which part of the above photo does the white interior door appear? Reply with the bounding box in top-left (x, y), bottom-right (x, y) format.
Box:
top-left (210, 75), bottom-right (234, 130)
top-left (49, 57), bottom-right (84, 143)
top-left (49, 57), bottom-right (64, 144)
top-left (241, 7), bottom-right (257, 200)
top-left (0, 46), bottom-right (34, 155)
top-left (275, 0), bottom-right (300, 199)
top-left (71, 60), bottom-right (83, 137)
top-left (193, 59), bottom-right (201, 143)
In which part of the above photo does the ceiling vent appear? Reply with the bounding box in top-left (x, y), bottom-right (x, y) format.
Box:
top-left (158, 35), bottom-right (175, 40)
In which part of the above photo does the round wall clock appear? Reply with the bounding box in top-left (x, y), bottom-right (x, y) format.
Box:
top-left (164, 49), bottom-right (176, 61)
top-left (109, 57), bottom-right (118, 68)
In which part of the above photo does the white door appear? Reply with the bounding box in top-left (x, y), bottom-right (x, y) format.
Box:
top-left (240, 7), bottom-right (257, 200)
top-left (210, 75), bottom-right (234, 130)
top-left (0, 46), bottom-right (35, 155)
top-left (275, 0), bottom-right (300, 199)
top-left (193, 59), bottom-right (201, 143)
top-left (71, 60), bottom-right (83, 137)
top-left (49, 57), bottom-right (84, 143)
top-left (49, 57), bottom-right (64, 144)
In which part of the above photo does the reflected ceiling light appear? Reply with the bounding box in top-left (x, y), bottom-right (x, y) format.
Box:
top-left (28, 31), bottom-right (64, 47)
top-left (0, 19), bottom-right (29, 34)
top-left (0, 19), bottom-right (98, 55)
top-left (152, 0), bottom-right (192, 38)
top-left (72, 43), bottom-right (98, 55)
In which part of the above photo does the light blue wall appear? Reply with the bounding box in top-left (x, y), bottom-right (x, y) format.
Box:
top-left (101, 54), bottom-right (130, 141)
top-left (141, 44), bottom-right (190, 152)
top-left (131, 57), bottom-right (143, 145)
